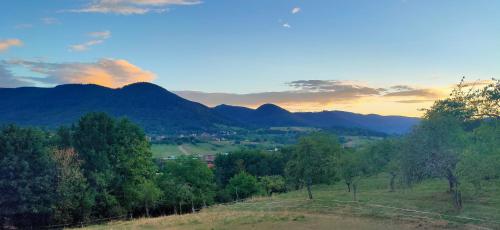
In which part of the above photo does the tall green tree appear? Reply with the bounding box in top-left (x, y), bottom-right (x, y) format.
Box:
top-left (456, 120), bottom-right (500, 192)
top-left (226, 172), bottom-right (262, 200)
top-left (259, 175), bottom-right (286, 196)
top-left (214, 150), bottom-right (279, 186)
top-left (159, 156), bottom-right (216, 213)
top-left (285, 133), bottom-right (341, 199)
top-left (0, 125), bottom-right (56, 228)
top-left (401, 115), bottom-right (466, 192)
top-left (52, 148), bottom-right (93, 224)
top-left (72, 112), bottom-right (158, 217)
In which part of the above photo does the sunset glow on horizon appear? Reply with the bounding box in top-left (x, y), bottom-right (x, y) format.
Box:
top-left (2, 0), bottom-right (499, 116)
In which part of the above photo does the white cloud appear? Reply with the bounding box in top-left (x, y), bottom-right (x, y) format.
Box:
top-left (14, 24), bottom-right (33, 29)
top-left (282, 23), bottom-right (291, 28)
top-left (66, 0), bottom-right (202, 15)
top-left (0, 39), bottom-right (23, 52)
top-left (292, 7), bottom-right (301, 14)
top-left (69, 30), bottom-right (111, 52)
top-left (6, 58), bottom-right (156, 88)
top-left (89, 30), bottom-right (111, 39)
top-left (0, 63), bottom-right (33, 87)
top-left (41, 17), bottom-right (60, 25)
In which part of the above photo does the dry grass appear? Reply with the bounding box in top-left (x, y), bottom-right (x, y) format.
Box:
top-left (76, 174), bottom-right (500, 230)
top-left (79, 210), bottom-right (465, 230)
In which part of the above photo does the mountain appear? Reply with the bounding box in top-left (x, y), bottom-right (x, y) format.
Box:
top-left (0, 83), bottom-right (419, 134)
top-left (0, 82), bottom-right (228, 134)
top-left (214, 104), bottom-right (419, 134)
top-left (295, 111), bottom-right (420, 134)
top-left (213, 104), bottom-right (304, 127)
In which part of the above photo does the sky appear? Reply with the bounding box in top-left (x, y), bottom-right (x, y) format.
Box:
top-left (0, 0), bottom-right (498, 117)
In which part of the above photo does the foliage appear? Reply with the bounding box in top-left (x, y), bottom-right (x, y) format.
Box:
top-left (214, 149), bottom-right (286, 187)
top-left (158, 156), bottom-right (216, 213)
top-left (225, 172), bottom-right (262, 200)
top-left (0, 125), bottom-right (56, 227)
top-left (285, 132), bottom-right (341, 199)
top-left (400, 115), bottom-right (466, 189)
top-left (72, 113), bottom-right (159, 217)
top-left (259, 175), bottom-right (286, 196)
top-left (52, 148), bottom-right (93, 224)
top-left (401, 79), bottom-right (499, 209)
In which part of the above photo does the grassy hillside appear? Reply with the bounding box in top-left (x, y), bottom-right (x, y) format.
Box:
top-left (79, 174), bottom-right (500, 230)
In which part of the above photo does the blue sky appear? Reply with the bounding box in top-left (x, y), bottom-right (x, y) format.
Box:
top-left (0, 0), bottom-right (498, 116)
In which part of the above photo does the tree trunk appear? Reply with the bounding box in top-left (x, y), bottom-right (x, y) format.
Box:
top-left (191, 199), bottom-right (195, 213)
top-left (454, 189), bottom-right (463, 210)
top-left (447, 170), bottom-right (456, 193)
top-left (306, 177), bottom-right (313, 200)
top-left (389, 173), bottom-right (396, 192)
top-left (352, 183), bottom-right (357, 201)
top-left (145, 202), bottom-right (150, 217)
top-left (346, 182), bottom-right (351, 192)
top-left (179, 203), bottom-right (182, 215)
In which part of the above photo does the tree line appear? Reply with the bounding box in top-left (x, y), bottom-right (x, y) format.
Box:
top-left (283, 79), bottom-right (499, 208)
top-left (0, 112), bottom-right (292, 228)
top-left (0, 79), bottom-right (498, 228)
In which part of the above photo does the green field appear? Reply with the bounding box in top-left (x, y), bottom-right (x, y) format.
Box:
top-left (80, 174), bottom-right (500, 229)
top-left (151, 140), bottom-right (284, 158)
top-left (151, 134), bottom-right (380, 159)
top-left (151, 142), bottom-right (251, 158)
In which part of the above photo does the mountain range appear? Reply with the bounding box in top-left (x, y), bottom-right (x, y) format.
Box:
top-left (0, 82), bottom-right (420, 134)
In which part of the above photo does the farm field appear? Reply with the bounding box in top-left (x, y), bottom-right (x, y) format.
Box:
top-left (79, 174), bottom-right (500, 230)
top-left (150, 134), bottom-right (381, 159)
top-left (151, 142), bottom-right (239, 158)
top-left (151, 141), bottom-right (283, 158)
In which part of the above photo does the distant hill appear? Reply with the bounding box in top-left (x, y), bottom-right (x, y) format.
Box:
top-left (295, 111), bottom-right (420, 134)
top-left (0, 82), bottom-right (227, 134)
top-left (0, 83), bottom-right (419, 134)
top-left (213, 104), bottom-right (304, 127)
top-left (213, 104), bottom-right (419, 134)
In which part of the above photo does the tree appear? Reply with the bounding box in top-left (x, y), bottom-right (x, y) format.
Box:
top-left (456, 120), bottom-right (500, 192)
top-left (401, 115), bottom-right (466, 192)
top-left (285, 133), bottom-right (341, 199)
top-left (226, 172), bottom-right (262, 200)
top-left (338, 149), bottom-right (365, 201)
top-left (73, 113), bottom-right (119, 217)
top-left (132, 180), bottom-right (162, 217)
top-left (214, 150), bottom-right (278, 187)
top-left (401, 79), bottom-right (499, 210)
top-left (72, 113), bottom-right (158, 217)
top-left (159, 156), bottom-right (216, 213)
top-left (0, 125), bottom-right (56, 228)
top-left (260, 175), bottom-right (286, 196)
top-left (360, 139), bottom-right (401, 192)
top-left (52, 148), bottom-right (93, 224)
top-left (113, 119), bottom-right (158, 214)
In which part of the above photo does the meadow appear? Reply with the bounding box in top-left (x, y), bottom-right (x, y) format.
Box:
top-left (79, 174), bottom-right (500, 230)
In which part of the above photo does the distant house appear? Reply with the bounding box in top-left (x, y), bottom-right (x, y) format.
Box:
top-left (202, 154), bottom-right (215, 168)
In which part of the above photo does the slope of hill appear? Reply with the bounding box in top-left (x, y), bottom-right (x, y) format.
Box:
top-left (0, 83), bottom-right (419, 134)
top-left (213, 103), bottom-right (304, 128)
top-left (295, 111), bottom-right (420, 134)
top-left (0, 82), bottom-right (227, 134)
top-left (79, 175), bottom-right (499, 230)
top-left (214, 104), bottom-right (419, 134)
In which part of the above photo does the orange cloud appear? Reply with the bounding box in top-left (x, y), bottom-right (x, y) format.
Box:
top-left (0, 39), bottom-right (22, 52)
top-left (175, 81), bottom-right (455, 117)
top-left (7, 58), bottom-right (155, 88)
